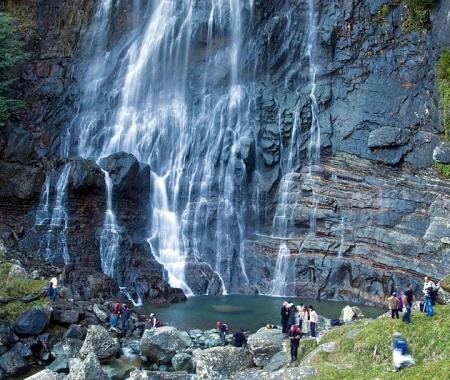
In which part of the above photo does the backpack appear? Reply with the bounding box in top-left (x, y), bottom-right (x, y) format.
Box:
top-left (220, 323), bottom-right (228, 333)
top-left (155, 319), bottom-right (163, 327)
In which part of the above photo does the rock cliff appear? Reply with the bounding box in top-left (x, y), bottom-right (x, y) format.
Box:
top-left (0, 0), bottom-right (449, 306)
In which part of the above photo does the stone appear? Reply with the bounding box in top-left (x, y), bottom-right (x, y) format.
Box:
top-left (65, 324), bottom-right (87, 340)
top-left (247, 327), bottom-right (285, 367)
top-left (127, 369), bottom-right (196, 380)
top-left (98, 152), bottom-right (140, 192)
top-left (0, 349), bottom-right (30, 376)
top-left (52, 306), bottom-right (81, 325)
top-left (437, 287), bottom-right (450, 305)
top-left (48, 339), bottom-right (83, 372)
top-left (433, 141), bottom-right (450, 164)
top-left (14, 305), bottom-right (53, 337)
top-left (0, 322), bottom-right (14, 348)
top-left (8, 263), bottom-right (27, 278)
top-left (66, 352), bottom-right (108, 380)
top-left (93, 304), bottom-right (109, 323)
top-left (140, 326), bottom-right (192, 363)
top-left (340, 306), bottom-right (365, 323)
top-left (13, 341), bottom-right (33, 357)
top-left (263, 351), bottom-right (290, 372)
top-left (25, 369), bottom-right (64, 380)
top-left (79, 325), bottom-right (120, 362)
top-left (193, 346), bottom-right (253, 379)
top-left (368, 127), bottom-right (406, 148)
top-left (171, 352), bottom-right (194, 372)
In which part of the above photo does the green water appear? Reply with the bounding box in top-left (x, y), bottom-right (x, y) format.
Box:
top-left (137, 295), bottom-right (382, 333)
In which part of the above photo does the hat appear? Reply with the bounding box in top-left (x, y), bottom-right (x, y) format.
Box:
top-left (393, 332), bottom-right (401, 337)
top-left (150, 313), bottom-right (155, 317)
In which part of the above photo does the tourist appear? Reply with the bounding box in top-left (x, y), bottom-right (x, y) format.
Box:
top-left (216, 321), bottom-right (229, 345)
top-left (301, 305), bottom-right (310, 334)
top-left (286, 303), bottom-right (297, 332)
top-left (120, 304), bottom-right (131, 333)
top-left (423, 276), bottom-right (436, 317)
top-left (402, 284), bottom-right (415, 324)
top-left (294, 306), bottom-right (302, 328)
top-left (396, 292), bottom-right (404, 316)
top-left (392, 332), bottom-right (415, 372)
top-left (280, 301), bottom-right (289, 333)
top-left (233, 329), bottom-right (247, 348)
top-left (387, 292), bottom-right (400, 319)
top-left (49, 276), bottom-right (58, 302)
top-left (147, 313), bottom-right (157, 328)
top-left (309, 305), bottom-right (319, 338)
top-left (288, 324), bottom-right (301, 361)
top-left (297, 304), bottom-right (304, 329)
top-left (110, 301), bottom-right (122, 329)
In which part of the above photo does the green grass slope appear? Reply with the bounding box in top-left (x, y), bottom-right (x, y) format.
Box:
top-left (312, 305), bottom-right (450, 379)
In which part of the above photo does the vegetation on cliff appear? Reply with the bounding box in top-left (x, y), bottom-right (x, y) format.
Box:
top-left (0, 11), bottom-right (24, 127)
top-left (312, 304), bottom-right (450, 379)
top-left (0, 244), bottom-right (47, 321)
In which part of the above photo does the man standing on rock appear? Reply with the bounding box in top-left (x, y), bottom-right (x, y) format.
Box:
top-left (309, 305), bottom-right (319, 338)
top-left (49, 276), bottom-right (58, 303)
top-left (402, 284), bottom-right (415, 324)
top-left (387, 292), bottom-right (400, 319)
top-left (216, 321), bottom-right (228, 345)
top-left (288, 324), bottom-right (301, 362)
top-left (423, 276), bottom-right (436, 317)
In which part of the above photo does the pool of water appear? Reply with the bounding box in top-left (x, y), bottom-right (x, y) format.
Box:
top-left (136, 295), bottom-right (382, 333)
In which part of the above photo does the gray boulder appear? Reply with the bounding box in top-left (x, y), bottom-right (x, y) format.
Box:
top-left (171, 352), bottom-right (194, 372)
top-left (140, 326), bottom-right (192, 363)
top-left (79, 325), bottom-right (120, 362)
top-left (65, 324), bottom-right (87, 340)
top-left (0, 349), bottom-right (30, 376)
top-left (127, 369), bottom-right (196, 380)
top-left (93, 304), bottom-right (109, 323)
top-left (247, 327), bottom-right (285, 367)
top-left (368, 127), bottom-right (406, 148)
top-left (14, 305), bottom-right (53, 337)
top-left (52, 305), bottom-right (81, 325)
top-left (193, 346), bottom-right (253, 379)
top-left (25, 369), bottom-right (65, 380)
top-left (433, 141), bottom-right (450, 164)
top-left (437, 287), bottom-right (450, 305)
top-left (263, 351), bottom-right (290, 372)
top-left (340, 305), bottom-right (364, 323)
top-left (48, 339), bottom-right (83, 372)
top-left (66, 352), bottom-right (108, 380)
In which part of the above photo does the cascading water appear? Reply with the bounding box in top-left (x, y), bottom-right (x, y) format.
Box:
top-left (37, 164), bottom-right (72, 264)
top-left (99, 170), bottom-right (121, 278)
top-left (306, 0), bottom-right (321, 234)
top-left (67, 0), bottom-right (256, 294)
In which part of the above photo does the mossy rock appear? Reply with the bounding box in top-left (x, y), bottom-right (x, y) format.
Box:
top-left (441, 275), bottom-right (450, 293)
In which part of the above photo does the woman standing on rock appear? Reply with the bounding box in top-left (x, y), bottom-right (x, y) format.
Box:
top-left (309, 305), bottom-right (319, 338)
top-left (280, 301), bottom-right (289, 333)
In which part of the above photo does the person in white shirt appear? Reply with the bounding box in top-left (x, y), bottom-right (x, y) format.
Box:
top-left (49, 277), bottom-right (58, 302)
top-left (423, 276), bottom-right (436, 317)
top-left (309, 305), bottom-right (319, 337)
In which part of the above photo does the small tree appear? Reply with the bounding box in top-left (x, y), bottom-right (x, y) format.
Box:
top-left (0, 11), bottom-right (24, 127)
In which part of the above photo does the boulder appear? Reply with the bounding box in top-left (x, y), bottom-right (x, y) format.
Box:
top-left (52, 305), bottom-right (81, 325)
top-left (171, 352), bottom-right (194, 372)
top-left (193, 346), bottom-right (253, 379)
top-left (13, 342), bottom-right (33, 357)
top-left (93, 304), bottom-right (109, 323)
top-left (98, 152), bottom-right (140, 192)
top-left (14, 305), bottom-right (53, 337)
top-left (25, 369), bottom-right (65, 380)
top-left (0, 349), bottom-right (30, 376)
top-left (66, 352), bottom-right (108, 380)
top-left (247, 327), bottom-right (285, 366)
top-left (437, 287), bottom-right (450, 305)
top-left (0, 322), bottom-right (14, 348)
top-left (368, 127), bottom-right (406, 148)
top-left (69, 158), bottom-right (105, 194)
top-left (340, 305), bottom-right (365, 323)
top-left (48, 339), bottom-right (83, 372)
top-left (263, 351), bottom-right (290, 372)
top-left (140, 326), bottom-right (192, 363)
top-left (433, 141), bottom-right (450, 164)
top-left (79, 325), bottom-right (120, 362)
top-left (8, 263), bottom-right (27, 278)
top-left (65, 324), bottom-right (87, 340)
top-left (127, 369), bottom-right (196, 380)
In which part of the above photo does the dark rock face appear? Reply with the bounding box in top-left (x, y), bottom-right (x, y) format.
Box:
top-left (0, 349), bottom-right (30, 376)
top-left (14, 306), bottom-right (53, 337)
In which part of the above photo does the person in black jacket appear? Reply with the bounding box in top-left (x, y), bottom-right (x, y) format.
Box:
top-left (233, 329), bottom-right (247, 347)
top-left (286, 303), bottom-right (297, 332)
top-left (280, 301), bottom-right (289, 333)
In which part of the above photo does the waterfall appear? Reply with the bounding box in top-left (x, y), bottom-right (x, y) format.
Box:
top-left (99, 170), bottom-right (121, 278)
top-left (35, 176), bottom-right (51, 226)
top-left (37, 164), bottom-right (71, 264)
top-left (306, 0), bottom-right (321, 234)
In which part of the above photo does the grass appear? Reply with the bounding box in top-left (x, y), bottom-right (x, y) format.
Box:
top-left (441, 275), bottom-right (450, 293)
top-left (0, 244), bottom-right (47, 321)
top-left (434, 162), bottom-right (450, 178)
top-left (311, 304), bottom-right (450, 379)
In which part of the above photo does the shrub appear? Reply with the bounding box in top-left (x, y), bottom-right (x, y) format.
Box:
top-left (403, 0), bottom-right (436, 31)
top-left (0, 11), bottom-right (24, 127)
